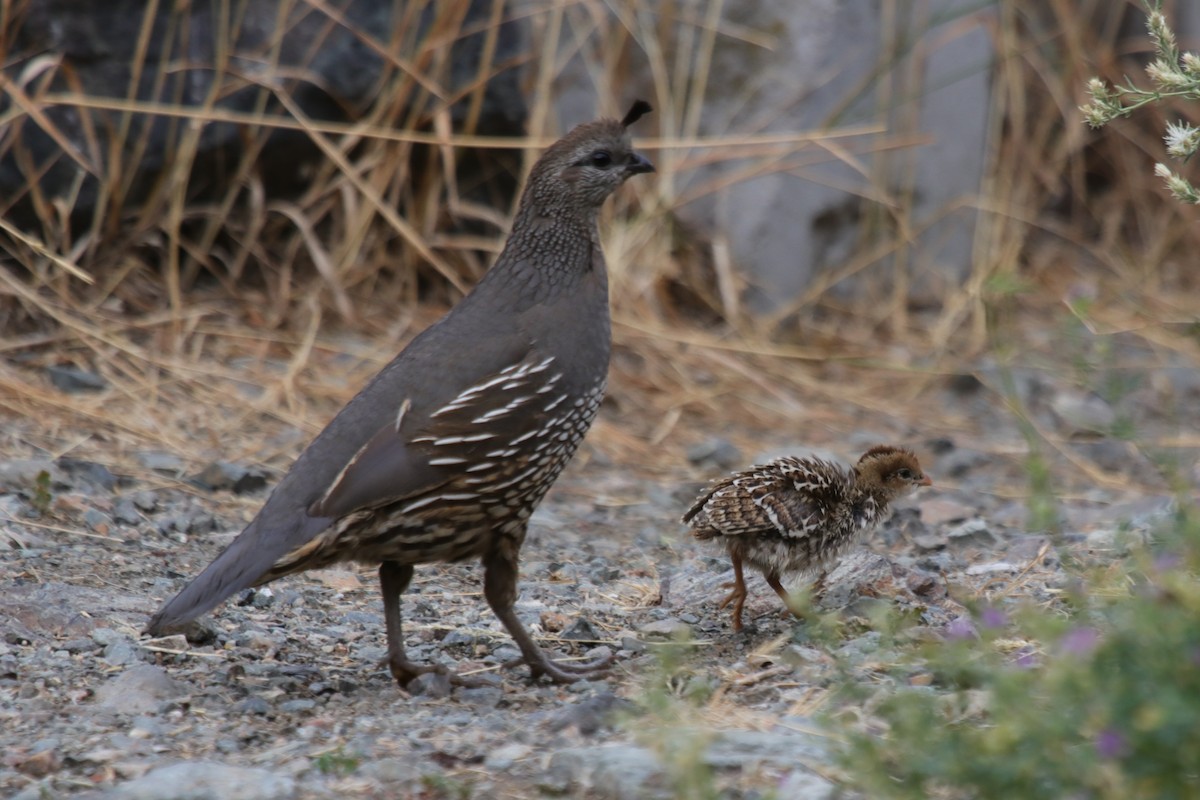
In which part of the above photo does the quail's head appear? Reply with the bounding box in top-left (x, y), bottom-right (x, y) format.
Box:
top-left (526, 101), bottom-right (655, 213)
top-left (855, 445), bottom-right (933, 502)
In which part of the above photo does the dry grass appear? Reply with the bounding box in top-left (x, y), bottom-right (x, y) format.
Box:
top-left (0, 0), bottom-right (1196, 489)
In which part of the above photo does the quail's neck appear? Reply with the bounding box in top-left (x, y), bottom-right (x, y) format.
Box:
top-left (484, 203), bottom-right (604, 306)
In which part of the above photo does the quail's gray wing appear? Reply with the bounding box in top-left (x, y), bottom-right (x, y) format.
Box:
top-left (308, 349), bottom-right (563, 521)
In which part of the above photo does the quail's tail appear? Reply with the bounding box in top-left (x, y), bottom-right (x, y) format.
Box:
top-left (144, 511), bottom-right (328, 635)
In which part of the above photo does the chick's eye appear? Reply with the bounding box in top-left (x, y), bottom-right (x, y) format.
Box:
top-left (896, 469), bottom-right (912, 480)
top-left (589, 150), bottom-right (612, 167)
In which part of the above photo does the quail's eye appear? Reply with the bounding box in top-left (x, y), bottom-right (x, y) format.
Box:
top-left (896, 468), bottom-right (913, 480)
top-left (589, 150), bottom-right (613, 167)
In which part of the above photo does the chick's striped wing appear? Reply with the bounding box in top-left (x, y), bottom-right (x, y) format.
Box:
top-left (683, 456), bottom-right (851, 539)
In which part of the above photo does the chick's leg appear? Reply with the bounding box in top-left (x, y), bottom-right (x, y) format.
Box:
top-left (719, 553), bottom-right (749, 632)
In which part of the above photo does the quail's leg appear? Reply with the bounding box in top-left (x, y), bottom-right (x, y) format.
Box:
top-left (718, 554), bottom-right (748, 632)
top-left (379, 560), bottom-right (490, 687)
top-left (810, 569), bottom-right (830, 599)
top-left (764, 573), bottom-right (805, 621)
top-left (380, 561), bottom-right (436, 685)
top-left (483, 545), bottom-right (613, 682)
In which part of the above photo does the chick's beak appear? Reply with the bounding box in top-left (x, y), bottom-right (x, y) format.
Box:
top-left (626, 151), bottom-right (655, 175)
top-left (917, 475), bottom-right (933, 487)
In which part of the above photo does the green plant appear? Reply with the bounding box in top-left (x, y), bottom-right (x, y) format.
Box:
top-left (312, 747), bottom-right (359, 776)
top-left (1082, 2), bottom-right (1200, 203)
top-left (833, 501), bottom-right (1200, 799)
top-left (627, 633), bottom-right (721, 800)
top-left (30, 469), bottom-right (53, 516)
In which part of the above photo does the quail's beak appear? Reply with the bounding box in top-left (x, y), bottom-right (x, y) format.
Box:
top-left (626, 152), bottom-right (655, 175)
top-left (917, 475), bottom-right (933, 487)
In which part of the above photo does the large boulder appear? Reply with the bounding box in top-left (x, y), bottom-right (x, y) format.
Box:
top-left (0, 0), bottom-right (527, 226)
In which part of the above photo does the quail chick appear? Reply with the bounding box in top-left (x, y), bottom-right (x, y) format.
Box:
top-left (146, 102), bottom-right (655, 685)
top-left (682, 445), bottom-right (931, 631)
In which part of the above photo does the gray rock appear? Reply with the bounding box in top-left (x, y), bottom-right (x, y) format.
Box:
top-left (945, 518), bottom-right (998, 548)
top-left (408, 671), bottom-right (452, 699)
top-left (778, 768), bottom-right (837, 799)
top-left (705, 728), bottom-right (828, 769)
top-left (46, 365), bottom-right (108, 393)
top-left (2, 2), bottom-right (527, 232)
top-left (84, 508), bottom-right (114, 533)
top-left (101, 640), bottom-right (143, 666)
top-left (686, 438), bottom-right (744, 470)
top-left (0, 459), bottom-right (66, 494)
top-left (484, 742), bottom-right (532, 771)
top-left (103, 761), bottom-right (295, 800)
top-left (1051, 390), bottom-right (1116, 436)
top-left (137, 452), bottom-right (185, 476)
top-left (278, 699), bottom-right (316, 714)
top-left (637, 618), bottom-right (692, 639)
top-left (359, 757), bottom-right (424, 788)
top-left (189, 461), bottom-right (269, 495)
top-left (235, 696), bottom-right (271, 716)
top-left (94, 665), bottom-right (184, 714)
top-left (547, 744), bottom-right (664, 800)
top-left (456, 686), bottom-right (503, 709)
top-left (112, 497), bottom-right (143, 526)
top-left (561, 617), bottom-right (601, 642)
top-left (57, 458), bottom-right (120, 491)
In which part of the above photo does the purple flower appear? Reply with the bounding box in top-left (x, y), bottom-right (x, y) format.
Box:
top-left (945, 616), bottom-right (977, 641)
top-left (1095, 728), bottom-right (1128, 760)
top-left (1014, 647), bottom-right (1039, 669)
top-left (1060, 627), bottom-right (1100, 656)
top-left (1153, 552), bottom-right (1181, 573)
top-left (979, 606), bottom-right (1008, 629)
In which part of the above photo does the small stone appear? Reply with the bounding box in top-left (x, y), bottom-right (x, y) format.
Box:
top-left (919, 497), bottom-right (975, 526)
top-left (14, 747), bottom-right (61, 778)
top-left (777, 768), bottom-right (836, 800)
top-left (540, 611), bottom-right (569, 632)
top-left (84, 508), bottom-right (114, 533)
top-left (131, 491), bottom-right (159, 512)
top-left (637, 618), bottom-right (691, 639)
top-left (57, 458), bottom-right (119, 490)
top-left (106, 761), bottom-right (296, 800)
top-left (47, 364), bottom-right (108, 393)
top-left (547, 744), bottom-right (663, 800)
top-left (619, 636), bottom-right (646, 654)
top-left (278, 698), bottom-right (316, 713)
top-left (62, 636), bottom-right (100, 653)
top-left (965, 561), bottom-right (1018, 575)
top-left (457, 686), bottom-right (503, 708)
top-left (946, 518), bottom-right (997, 548)
top-left (408, 671), bottom-right (452, 699)
top-left (561, 617), bottom-right (600, 643)
top-left (189, 461), bottom-right (270, 494)
top-left (103, 640), bottom-right (144, 666)
top-left (686, 437), bottom-right (743, 470)
top-left (113, 497), bottom-right (144, 525)
top-left (484, 742), bottom-right (531, 770)
top-left (236, 696), bottom-right (272, 716)
top-left (1051, 390), bottom-right (1116, 436)
top-left (94, 664), bottom-right (184, 714)
top-left (137, 452), bottom-right (185, 476)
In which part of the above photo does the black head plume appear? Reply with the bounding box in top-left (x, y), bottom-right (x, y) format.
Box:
top-left (621, 100), bottom-right (653, 128)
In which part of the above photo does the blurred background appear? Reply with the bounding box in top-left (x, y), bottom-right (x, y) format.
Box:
top-left (2, 3), bottom-right (1199, 797)
top-left (0, 0), bottom-right (1196, 511)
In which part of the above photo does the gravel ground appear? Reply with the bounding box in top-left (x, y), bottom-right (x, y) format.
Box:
top-left (1, 344), bottom-right (1194, 799)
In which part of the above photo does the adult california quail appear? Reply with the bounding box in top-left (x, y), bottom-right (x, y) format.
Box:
top-left (146, 102), bottom-right (655, 685)
top-left (682, 445), bottom-right (931, 631)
